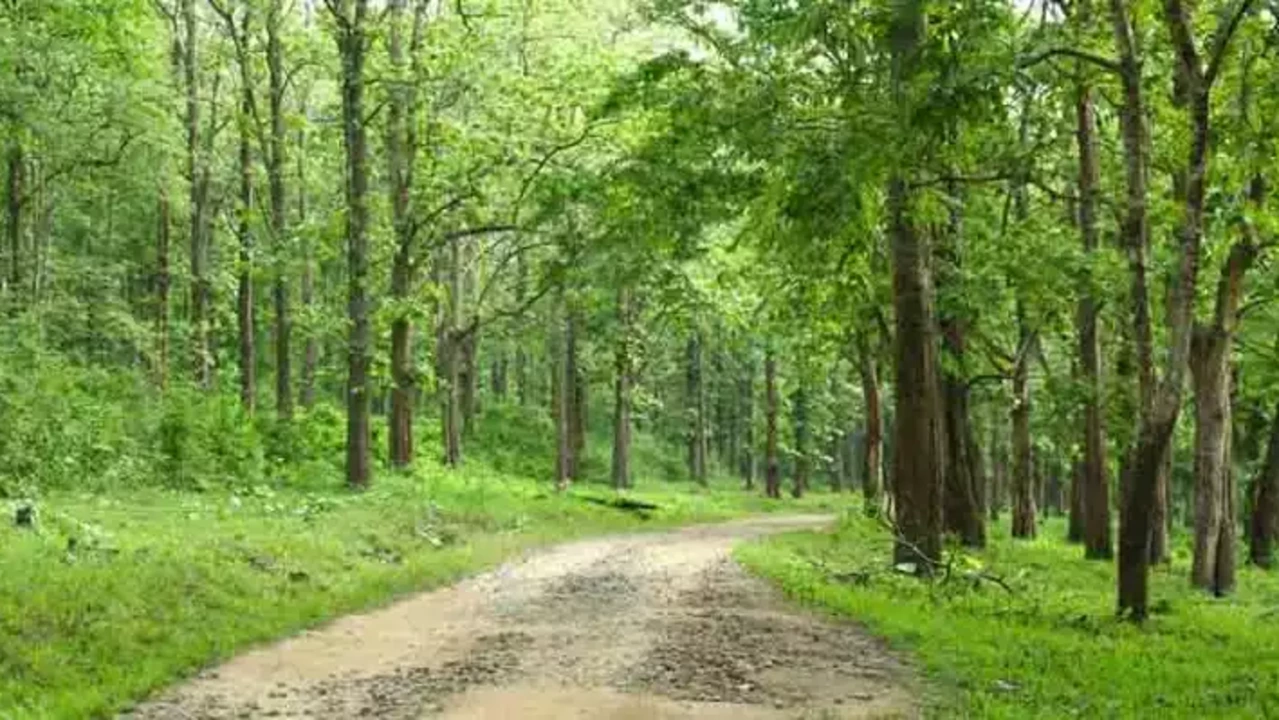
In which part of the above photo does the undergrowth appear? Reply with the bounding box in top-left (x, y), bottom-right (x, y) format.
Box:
top-left (738, 513), bottom-right (1279, 718)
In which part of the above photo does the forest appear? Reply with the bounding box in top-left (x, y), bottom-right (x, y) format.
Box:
top-left (3, 0), bottom-right (1279, 717)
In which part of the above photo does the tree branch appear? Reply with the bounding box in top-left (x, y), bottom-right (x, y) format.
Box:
top-left (1019, 47), bottom-right (1121, 74)
top-left (1206, 0), bottom-right (1257, 86)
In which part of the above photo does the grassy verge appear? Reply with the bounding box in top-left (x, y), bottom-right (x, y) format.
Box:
top-left (0, 464), bottom-right (844, 719)
top-left (738, 512), bottom-right (1279, 718)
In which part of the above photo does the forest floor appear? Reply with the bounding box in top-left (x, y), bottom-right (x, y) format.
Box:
top-left (0, 467), bottom-right (855, 719)
top-left (125, 515), bottom-right (915, 720)
top-left (740, 513), bottom-right (1279, 718)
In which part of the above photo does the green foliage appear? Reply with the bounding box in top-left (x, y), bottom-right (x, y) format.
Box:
top-left (741, 515), bottom-right (1279, 718)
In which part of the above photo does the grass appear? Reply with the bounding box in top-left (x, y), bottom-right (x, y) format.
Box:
top-left (0, 460), bottom-right (844, 719)
top-left (738, 512), bottom-right (1279, 719)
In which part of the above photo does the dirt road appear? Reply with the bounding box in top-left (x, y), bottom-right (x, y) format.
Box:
top-left (128, 515), bottom-right (915, 719)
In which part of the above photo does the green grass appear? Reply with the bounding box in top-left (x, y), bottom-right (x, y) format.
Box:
top-left (0, 461), bottom-right (844, 719)
top-left (738, 512), bottom-right (1279, 719)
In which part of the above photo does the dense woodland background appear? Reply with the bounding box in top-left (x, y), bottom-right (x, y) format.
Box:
top-left (4, 0), bottom-right (1279, 629)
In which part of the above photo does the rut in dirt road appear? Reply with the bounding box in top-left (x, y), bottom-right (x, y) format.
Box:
top-left (127, 515), bottom-right (916, 719)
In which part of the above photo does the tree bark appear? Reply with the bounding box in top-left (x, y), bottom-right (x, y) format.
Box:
top-left (792, 381), bottom-right (808, 499)
top-left (858, 340), bottom-right (882, 515)
top-left (439, 237), bottom-right (463, 467)
top-left (611, 286), bottom-right (632, 489)
top-left (335, 0), bottom-right (372, 488)
top-left (739, 354), bottom-right (756, 489)
top-left (941, 322), bottom-right (985, 547)
top-left (566, 311), bottom-right (584, 479)
top-left (687, 333), bottom-right (707, 484)
top-left (553, 302), bottom-right (571, 492)
top-left (1073, 51), bottom-right (1113, 559)
top-left (297, 113), bottom-right (317, 409)
top-left (266, 0), bottom-right (292, 421)
top-left (1250, 401), bottom-right (1279, 568)
top-left (386, 0), bottom-right (425, 468)
top-left (1011, 306), bottom-right (1037, 539)
top-left (764, 349), bottom-right (781, 499)
top-left (183, 0), bottom-right (213, 387)
top-left (156, 187), bottom-right (171, 388)
top-left (1191, 328), bottom-right (1236, 594)
top-left (236, 47), bottom-right (256, 413)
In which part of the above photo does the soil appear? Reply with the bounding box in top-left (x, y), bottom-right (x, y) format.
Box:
top-left (126, 515), bottom-right (916, 719)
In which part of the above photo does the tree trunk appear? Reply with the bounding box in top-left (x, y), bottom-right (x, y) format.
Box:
top-left (857, 336), bottom-right (882, 515)
top-left (792, 381), bottom-right (808, 499)
top-left (1250, 401), bottom-right (1279, 568)
top-left (1011, 310), bottom-right (1037, 539)
top-left (335, 0), bottom-right (372, 488)
top-left (888, 176), bottom-right (944, 570)
top-left (941, 323), bottom-right (985, 547)
top-left (1074, 50), bottom-right (1113, 559)
top-left (298, 121), bottom-right (317, 409)
top-left (439, 237), bottom-right (463, 467)
top-left (156, 187), bottom-right (171, 388)
top-left (1191, 328), bottom-right (1235, 594)
top-left (740, 355), bottom-right (756, 489)
top-left (183, 0), bottom-right (212, 388)
top-left (687, 333), bottom-right (707, 484)
top-left (566, 311), bottom-right (584, 479)
top-left (5, 142), bottom-right (21, 295)
top-left (386, 0), bottom-right (424, 468)
top-left (611, 286), bottom-right (632, 490)
top-left (266, 0), bottom-right (292, 421)
top-left (236, 66), bottom-right (256, 413)
top-left (1068, 461), bottom-right (1086, 542)
top-left (553, 303), bottom-right (571, 491)
top-left (764, 349), bottom-right (781, 499)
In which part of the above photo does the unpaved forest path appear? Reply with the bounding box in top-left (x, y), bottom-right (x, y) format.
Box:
top-left (128, 515), bottom-right (916, 720)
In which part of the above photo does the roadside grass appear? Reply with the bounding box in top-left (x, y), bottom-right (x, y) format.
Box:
top-left (0, 462), bottom-right (843, 719)
top-left (738, 512), bottom-right (1279, 719)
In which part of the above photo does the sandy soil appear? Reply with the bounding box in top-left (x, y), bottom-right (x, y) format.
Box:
top-left (126, 515), bottom-right (915, 720)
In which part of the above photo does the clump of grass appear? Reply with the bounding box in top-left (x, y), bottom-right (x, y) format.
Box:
top-left (738, 513), bottom-right (1279, 718)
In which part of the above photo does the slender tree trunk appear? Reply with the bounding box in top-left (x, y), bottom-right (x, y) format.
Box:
top-left (740, 355), bottom-right (756, 489)
top-left (386, 0), bottom-right (424, 468)
top-left (1012, 307), bottom-right (1037, 539)
top-left (792, 381), bottom-right (808, 498)
top-left (1068, 461), bottom-right (1086, 542)
top-left (687, 332), bottom-right (707, 484)
top-left (611, 286), bottom-right (632, 489)
top-left (297, 122), bottom-right (317, 409)
top-left (1074, 53), bottom-right (1113, 559)
top-left (566, 311), bottom-right (584, 479)
top-left (183, 0), bottom-right (213, 388)
top-left (941, 324), bottom-right (985, 547)
top-left (1250, 401), bottom-right (1279, 568)
top-left (236, 69), bottom-right (256, 413)
top-left (335, 0), bottom-right (372, 488)
top-left (5, 142), bottom-right (21, 295)
top-left (858, 336), bottom-right (883, 516)
top-left (553, 301), bottom-right (571, 491)
top-left (764, 349), bottom-right (781, 499)
top-left (439, 237), bottom-right (463, 467)
top-left (156, 187), bottom-right (171, 388)
top-left (266, 0), bottom-right (292, 421)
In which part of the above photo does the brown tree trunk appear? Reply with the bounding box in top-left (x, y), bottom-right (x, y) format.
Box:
top-left (611, 286), bottom-right (632, 490)
top-left (236, 62), bottom-right (256, 414)
top-left (764, 349), bottom-right (781, 499)
top-left (566, 311), bottom-right (584, 479)
top-left (1011, 307), bottom-right (1037, 539)
top-left (687, 333), bottom-right (707, 484)
top-left (386, 0), bottom-right (424, 468)
top-left (889, 176), bottom-right (944, 570)
top-left (1250, 401), bottom-right (1279, 568)
top-left (183, 0), bottom-right (212, 388)
top-left (858, 338), bottom-right (883, 515)
top-left (553, 303), bottom-right (571, 491)
top-left (1068, 461), bottom-right (1086, 542)
top-left (941, 322), bottom-right (985, 547)
top-left (266, 0), bottom-right (292, 421)
top-left (298, 122), bottom-right (318, 409)
top-left (740, 355), bottom-right (756, 489)
top-left (792, 381), bottom-right (808, 499)
top-left (1074, 48), bottom-right (1113, 559)
top-left (5, 142), bottom-right (21, 295)
top-left (335, 0), bottom-right (372, 488)
top-left (156, 187), bottom-right (171, 388)
top-left (439, 237), bottom-right (463, 467)
top-left (1191, 328), bottom-right (1235, 594)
